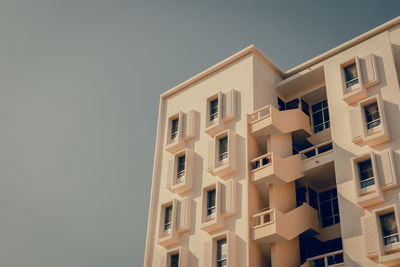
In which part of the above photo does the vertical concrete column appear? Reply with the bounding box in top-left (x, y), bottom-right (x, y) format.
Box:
top-left (271, 238), bottom-right (300, 267)
top-left (266, 134), bottom-right (292, 157)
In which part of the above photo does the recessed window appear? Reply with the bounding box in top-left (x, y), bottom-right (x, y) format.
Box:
top-left (207, 189), bottom-right (216, 218)
top-left (344, 62), bottom-right (359, 88)
top-left (177, 155), bottom-right (185, 182)
top-left (170, 253), bottom-right (179, 267)
top-left (210, 98), bottom-right (219, 122)
top-left (319, 188), bottom-right (340, 228)
top-left (380, 212), bottom-right (400, 246)
top-left (171, 118), bottom-right (179, 140)
top-left (164, 205), bottom-right (173, 232)
top-left (364, 102), bottom-right (381, 130)
top-left (311, 100), bottom-right (330, 133)
top-left (219, 136), bottom-right (228, 162)
top-left (217, 238), bottom-right (227, 267)
top-left (357, 159), bottom-right (375, 189)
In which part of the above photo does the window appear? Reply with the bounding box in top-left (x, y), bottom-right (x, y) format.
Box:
top-left (344, 62), bottom-right (359, 88)
top-left (219, 136), bottom-right (228, 162)
top-left (364, 102), bottom-right (381, 130)
top-left (319, 188), bottom-right (340, 228)
top-left (380, 212), bottom-right (400, 246)
top-left (177, 155), bottom-right (185, 181)
top-left (207, 189), bottom-right (216, 217)
top-left (164, 205), bottom-right (173, 231)
top-left (171, 118), bottom-right (179, 140)
top-left (170, 253), bottom-right (179, 267)
top-left (217, 238), bottom-right (227, 267)
top-left (357, 159), bottom-right (375, 189)
top-left (312, 100), bottom-right (330, 133)
top-left (210, 98), bottom-right (219, 122)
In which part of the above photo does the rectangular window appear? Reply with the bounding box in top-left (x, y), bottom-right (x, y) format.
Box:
top-left (207, 189), bottom-right (216, 217)
top-left (177, 155), bottom-right (185, 181)
top-left (344, 63), bottom-right (359, 88)
top-left (357, 159), bottom-right (375, 189)
top-left (210, 98), bottom-right (219, 122)
top-left (219, 136), bottom-right (228, 162)
top-left (164, 205), bottom-right (173, 231)
top-left (171, 118), bottom-right (179, 140)
top-left (170, 253), bottom-right (179, 267)
top-left (312, 100), bottom-right (330, 133)
top-left (319, 188), bottom-right (340, 228)
top-left (285, 98), bottom-right (299, 110)
top-left (217, 238), bottom-right (227, 267)
top-left (380, 212), bottom-right (400, 246)
top-left (364, 102), bottom-right (381, 130)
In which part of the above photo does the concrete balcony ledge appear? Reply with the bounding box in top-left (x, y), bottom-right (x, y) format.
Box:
top-left (251, 203), bottom-right (319, 244)
top-left (299, 140), bottom-right (334, 172)
top-left (300, 250), bottom-right (344, 267)
top-left (250, 152), bottom-right (303, 185)
top-left (248, 105), bottom-right (312, 137)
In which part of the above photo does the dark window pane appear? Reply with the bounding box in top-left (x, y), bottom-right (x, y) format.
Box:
top-left (322, 217), bottom-right (334, 227)
top-left (278, 97), bottom-right (286, 111)
top-left (319, 190), bottom-right (331, 202)
top-left (286, 98), bottom-right (299, 110)
top-left (309, 188), bottom-right (318, 211)
top-left (320, 202), bottom-right (333, 218)
top-left (332, 199), bottom-right (339, 215)
top-left (331, 188), bottom-right (337, 198)
top-left (318, 143), bottom-right (333, 154)
top-left (323, 109), bottom-right (330, 121)
top-left (312, 111), bottom-right (323, 125)
top-left (312, 102), bottom-right (322, 113)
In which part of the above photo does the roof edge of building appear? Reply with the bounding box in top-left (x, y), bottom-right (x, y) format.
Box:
top-left (161, 16), bottom-right (400, 100)
top-left (161, 44), bottom-right (285, 99)
top-left (285, 16), bottom-right (400, 76)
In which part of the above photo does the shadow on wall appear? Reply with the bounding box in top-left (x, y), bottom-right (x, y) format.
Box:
top-left (344, 252), bottom-right (363, 267)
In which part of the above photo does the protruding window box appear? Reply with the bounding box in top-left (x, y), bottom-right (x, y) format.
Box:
top-left (351, 152), bottom-right (384, 208)
top-left (201, 181), bottom-right (237, 234)
top-left (205, 90), bottom-right (238, 137)
top-left (166, 110), bottom-right (197, 154)
top-left (167, 149), bottom-right (194, 196)
top-left (158, 197), bottom-right (192, 248)
top-left (203, 231), bottom-right (237, 267)
top-left (341, 53), bottom-right (379, 105)
top-left (248, 104), bottom-right (312, 138)
top-left (250, 152), bottom-right (303, 185)
top-left (361, 204), bottom-right (400, 266)
top-left (160, 247), bottom-right (189, 267)
top-left (251, 203), bottom-right (319, 244)
top-left (208, 130), bottom-right (237, 178)
top-left (349, 95), bottom-right (389, 147)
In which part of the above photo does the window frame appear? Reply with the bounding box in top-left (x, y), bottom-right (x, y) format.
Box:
top-left (210, 98), bottom-right (219, 122)
top-left (176, 154), bottom-right (186, 182)
top-left (318, 188), bottom-right (340, 228)
top-left (164, 205), bottom-right (173, 232)
top-left (379, 211), bottom-right (400, 247)
top-left (216, 238), bottom-right (227, 267)
top-left (343, 61), bottom-right (359, 89)
top-left (218, 136), bottom-right (228, 162)
top-left (357, 158), bottom-right (375, 190)
top-left (311, 99), bottom-right (330, 134)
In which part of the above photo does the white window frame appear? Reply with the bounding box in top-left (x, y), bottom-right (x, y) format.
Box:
top-left (318, 188), bottom-right (340, 228)
top-left (311, 99), bottom-right (330, 134)
top-left (207, 188), bottom-right (216, 219)
top-left (164, 205), bottom-right (173, 232)
top-left (216, 238), bottom-right (227, 267)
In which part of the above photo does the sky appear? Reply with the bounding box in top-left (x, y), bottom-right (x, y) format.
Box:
top-left (0, 1), bottom-right (399, 266)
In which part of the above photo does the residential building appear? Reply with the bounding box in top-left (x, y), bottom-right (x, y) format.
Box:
top-left (144, 17), bottom-right (400, 267)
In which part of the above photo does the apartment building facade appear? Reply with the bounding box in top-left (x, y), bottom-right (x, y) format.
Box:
top-left (144, 17), bottom-right (400, 267)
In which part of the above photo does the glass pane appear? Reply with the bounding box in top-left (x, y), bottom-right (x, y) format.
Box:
top-left (171, 254), bottom-right (179, 267)
top-left (217, 239), bottom-right (227, 260)
top-left (312, 258), bottom-right (325, 267)
top-left (314, 124), bottom-right (324, 133)
top-left (286, 98), bottom-right (299, 110)
top-left (296, 187), bottom-right (306, 207)
top-left (331, 188), bottom-right (337, 198)
top-left (380, 212), bottom-right (398, 236)
top-left (332, 199), bottom-right (339, 215)
top-left (334, 215), bottom-right (341, 224)
top-left (322, 217), bottom-right (334, 227)
top-left (318, 143), bottom-right (333, 154)
top-left (344, 63), bottom-right (358, 81)
top-left (319, 190), bottom-right (331, 202)
top-left (207, 189), bottom-right (216, 209)
top-left (312, 102), bottom-right (322, 113)
top-left (219, 137), bottom-right (228, 155)
top-left (304, 149), bottom-right (316, 158)
top-left (312, 111), bottom-right (323, 125)
top-left (309, 188), bottom-right (318, 211)
top-left (320, 202), bottom-right (333, 218)
top-left (323, 108), bottom-right (330, 121)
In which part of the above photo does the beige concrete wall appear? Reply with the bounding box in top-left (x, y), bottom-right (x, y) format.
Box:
top-left (325, 29), bottom-right (400, 266)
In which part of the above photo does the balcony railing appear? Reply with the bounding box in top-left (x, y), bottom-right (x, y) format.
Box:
top-left (250, 153), bottom-right (272, 171)
top-left (299, 140), bottom-right (333, 160)
top-left (303, 250), bottom-right (344, 267)
top-left (251, 207), bottom-right (275, 229)
top-left (249, 105), bottom-right (271, 124)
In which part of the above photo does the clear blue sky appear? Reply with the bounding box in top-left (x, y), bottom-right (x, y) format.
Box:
top-left (0, 1), bottom-right (398, 266)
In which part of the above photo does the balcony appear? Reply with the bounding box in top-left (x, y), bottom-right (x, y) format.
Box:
top-left (251, 203), bottom-right (319, 244)
top-left (248, 105), bottom-right (312, 138)
top-left (300, 250), bottom-right (344, 267)
top-left (250, 152), bottom-right (303, 185)
top-left (299, 140), bottom-right (334, 172)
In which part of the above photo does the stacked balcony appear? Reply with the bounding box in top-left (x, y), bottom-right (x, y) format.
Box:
top-left (251, 203), bottom-right (320, 244)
